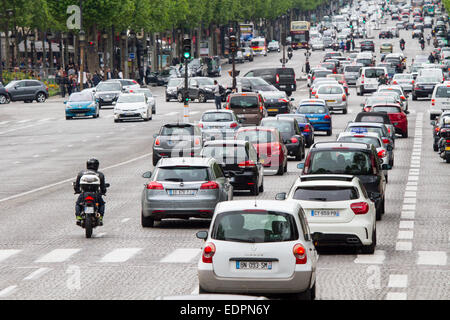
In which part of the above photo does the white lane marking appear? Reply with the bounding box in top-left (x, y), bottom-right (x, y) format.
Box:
top-left (35, 249), bottom-right (81, 263)
top-left (410, 164), bottom-right (421, 168)
top-left (405, 186), bottom-right (418, 191)
top-left (406, 181), bottom-right (418, 186)
top-left (0, 121), bottom-right (10, 125)
top-left (397, 231), bottom-right (414, 240)
top-left (402, 204), bottom-right (416, 211)
top-left (0, 285), bottom-right (17, 298)
top-left (404, 192), bottom-right (417, 197)
top-left (23, 267), bottom-right (52, 281)
top-left (164, 112), bottom-right (179, 117)
top-left (403, 198), bottom-right (416, 204)
top-left (354, 250), bottom-right (385, 264)
top-left (396, 242), bottom-right (412, 251)
top-left (17, 119), bottom-right (32, 123)
top-left (191, 287), bottom-right (199, 295)
top-left (386, 292), bottom-right (407, 300)
top-left (67, 144), bottom-right (73, 148)
top-left (0, 250), bottom-right (21, 263)
top-left (399, 221), bottom-right (414, 229)
top-left (417, 251), bottom-right (448, 266)
top-left (0, 152), bottom-right (152, 203)
top-left (160, 249), bottom-right (201, 263)
top-left (388, 275), bottom-right (408, 288)
top-left (38, 118), bottom-right (54, 122)
top-left (401, 211), bottom-right (415, 219)
top-left (33, 155), bottom-right (40, 158)
top-left (100, 248), bottom-right (142, 263)
top-left (408, 176), bottom-right (419, 182)
top-left (121, 218), bottom-right (130, 223)
top-left (0, 122), bottom-right (45, 135)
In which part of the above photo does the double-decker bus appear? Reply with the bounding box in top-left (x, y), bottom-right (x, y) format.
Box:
top-left (290, 21), bottom-right (310, 49)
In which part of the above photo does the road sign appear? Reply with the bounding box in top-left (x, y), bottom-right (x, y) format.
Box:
top-left (129, 53), bottom-right (135, 60)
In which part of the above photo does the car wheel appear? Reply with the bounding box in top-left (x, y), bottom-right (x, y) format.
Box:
top-left (141, 211), bottom-right (155, 228)
top-left (295, 148), bottom-right (303, 161)
top-left (361, 228), bottom-right (376, 254)
top-left (276, 164), bottom-right (284, 176)
top-left (343, 108), bottom-right (347, 114)
top-left (376, 203), bottom-right (382, 221)
top-left (199, 286), bottom-right (209, 294)
top-left (258, 177), bottom-right (264, 193)
top-left (152, 154), bottom-right (160, 167)
top-left (198, 93), bottom-right (206, 103)
top-left (326, 129), bottom-right (332, 136)
top-left (36, 92), bottom-right (46, 103)
top-left (177, 92), bottom-right (183, 102)
top-left (402, 130), bottom-right (408, 138)
top-left (165, 97), bottom-right (170, 102)
top-left (251, 183), bottom-right (259, 196)
top-left (0, 94), bottom-right (8, 104)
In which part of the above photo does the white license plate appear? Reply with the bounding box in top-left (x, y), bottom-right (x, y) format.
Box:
top-left (103, 98), bottom-right (112, 102)
top-left (77, 113), bottom-right (85, 116)
top-left (236, 261), bottom-right (272, 270)
top-left (167, 189), bottom-right (196, 196)
top-left (237, 114), bottom-right (246, 118)
top-left (279, 85), bottom-right (286, 88)
top-left (424, 86), bottom-right (433, 89)
top-left (308, 117), bottom-right (319, 121)
top-left (84, 207), bottom-right (94, 214)
top-left (311, 210), bottom-right (340, 217)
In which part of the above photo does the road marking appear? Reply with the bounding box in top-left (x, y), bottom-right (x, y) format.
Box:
top-left (354, 250), bottom-right (385, 264)
top-left (0, 121), bottom-right (10, 125)
top-left (35, 249), bottom-right (81, 263)
top-left (397, 230), bottom-right (414, 240)
top-left (417, 251), bottom-right (447, 266)
top-left (403, 198), bottom-right (416, 204)
top-left (404, 192), bottom-right (417, 197)
top-left (94, 232), bottom-right (107, 238)
top-left (33, 155), bottom-right (40, 158)
top-left (38, 118), bottom-right (54, 122)
top-left (402, 204), bottom-right (416, 211)
top-left (121, 218), bottom-right (130, 223)
top-left (386, 292), bottom-right (407, 300)
top-left (100, 248), bottom-right (142, 263)
top-left (388, 275), bottom-right (408, 288)
top-left (164, 112), bottom-right (179, 117)
top-left (23, 267), bottom-right (52, 281)
top-left (0, 249), bottom-right (21, 263)
top-left (0, 285), bottom-right (17, 298)
top-left (396, 242), bottom-right (412, 251)
top-left (401, 211), bottom-right (415, 219)
top-left (160, 248), bottom-right (201, 263)
top-left (399, 221), bottom-right (414, 229)
top-left (17, 119), bottom-right (32, 123)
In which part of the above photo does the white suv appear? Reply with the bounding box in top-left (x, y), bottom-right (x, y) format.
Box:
top-left (430, 84), bottom-right (450, 120)
top-left (356, 67), bottom-right (388, 96)
top-left (276, 175), bottom-right (377, 254)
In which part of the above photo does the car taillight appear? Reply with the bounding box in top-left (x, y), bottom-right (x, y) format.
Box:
top-left (238, 160), bottom-right (256, 168)
top-left (291, 137), bottom-right (299, 143)
top-left (230, 122), bottom-right (238, 128)
top-left (435, 127), bottom-right (440, 132)
top-left (432, 99), bottom-right (435, 106)
top-left (293, 244), bottom-right (307, 264)
top-left (350, 202), bottom-right (369, 215)
top-left (315, 95), bottom-right (319, 98)
top-left (278, 98), bottom-right (289, 103)
top-left (377, 150), bottom-right (386, 158)
top-left (202, 243), bottom-right (216, 263)
top-left (412, 80), bottom-right (415, 84)
top-left (312, 76), bottom-right (316, 80)
top-left (324, 115), bottom-right (331, 119)
top-left (303, 125), bottom-right (311, 132)
top-left (446, 139), bottom-right (450, 144)
top-left (382, 138), bottom-right (390, 144)
top-left (194, 138), bottom-right (201, 145)
top-left (133, 80), bottom-right (138, 84)
top-left (401, 96), bottom-right (406, 100)
top-left (146, 182), bottom-right (164, 190)
top-left (393, 80), bottom-right (398, 84)
top-left (200, 181), bottom-right (219, 189)
top-left (276, 74), bottom-right (280, 84)
top-left (342, 94), bottom-right (347, 101)
top-left (198, 123), bottom-right (204, 128)
top-left (155, 138), bottom-right (160, 146)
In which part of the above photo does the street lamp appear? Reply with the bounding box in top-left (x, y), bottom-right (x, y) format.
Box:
top-left (30, 32), bottom-right (35, 68)
top-left (79, 30), bottom-right (85, 90)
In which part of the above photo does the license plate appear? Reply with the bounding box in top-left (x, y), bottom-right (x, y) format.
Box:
top-left (236, 261), bottom-right (272, 270)
top-left (309, 117), bottom-right (318, 121)
top-left (103, 98), bottom-right (112, 102)
top-left (326, 100), bottom-right (336, 103)
top-left (424, 86), bottom-right (433, 89)
top-left (167, 189), bottom-right (196, 196)
top-left (77, 113), bottom-right (85, 116)
top-left (311, 210), bottom-right (340, 217)
top-left (84, 207), bottom-right (94, 214)
top-left (279, 85), bottom-right (286, 88)
top-left (268, 109), bottom-right (278, 112)
top-left (446, 146), bottom-right (450, 151)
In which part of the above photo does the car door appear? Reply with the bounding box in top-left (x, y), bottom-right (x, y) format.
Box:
top-left (212, 162), bottom-right (231, 201)
top-left (248, 142), bottom-right (262, 186)
top-left (189, 79), bottom-right (199, 99)
top-left (10, 81), bottom-right (27, 100)
top-left (25, 81), bottom-right (40, 99)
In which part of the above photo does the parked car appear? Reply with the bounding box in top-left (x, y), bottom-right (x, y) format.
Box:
top-left (224, 92), bottom-right (267, 126)
top-left (64, 91), bottom-right (99, 120)
top-left (0, 83), bottom-right (10, 104)
top-left (4, 79), bottom-right (48, 103)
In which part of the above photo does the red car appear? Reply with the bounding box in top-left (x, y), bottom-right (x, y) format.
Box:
top-left (235, 127), bottom-right (288, 175)
top-left (371, 104), bottom-right (409, 138)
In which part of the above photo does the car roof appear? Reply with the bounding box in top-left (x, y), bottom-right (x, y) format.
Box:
top-left (338, 131), bottom-right (382, 140)
top-left (202, 109), bottom-right (234, 114)
top-left (311, 141), bottom-right (371, 150)
top-left (261, 117), bottom-right (296, 123)
top-left (157, 157), bottom-right (215, 168)
top-left (163, 122), bottom-right (195, 127)
top-left (215, 200), bottom-right (302, 216)
top-left (299, 99), bottom-right (326, 105)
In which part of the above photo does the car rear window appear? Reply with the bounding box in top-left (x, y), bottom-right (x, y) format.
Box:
top-left (212, 211), bottom-right (299, 243)
top-left (236, 130), bottom-right (276, 144)
top-left (201, 145), bottom-right (248, 164)
top-left (202, 112), bottom-right (233, 122)
top-left (297, 105), bottom-right (327, 114)
top-left (230, 96), bottom-right (259, 108)
top-left (357, 59), bottom-right (372, 66)
top-left (161, 125), bottom-right (194, 136)
top-left (348, 126), bottom-right (384, 136)
top-left (435, 86), bottom-right (450, 98)
top-left (338, 136), bottom-right (381, 148)
top-left (261, 120), bottom-right (293, 133)
top-left (156, 166), bottom-right (209, 182)
top-left (307, 150), bottom-right (374, 175)
top-left (358, 115), bottom-right (388, 123)
top-left (314, 70), bottom-right (332, 77)
top-left (293, 186), bottom-right (359, 201)
top-left (318, 86), bottom-right (343, 94)
top-left (364, 69), bottom-right (385, 78)
top-left (345, 66), bottom-right (362, 72)
top-left (373, 106), bottom-right (402, 113)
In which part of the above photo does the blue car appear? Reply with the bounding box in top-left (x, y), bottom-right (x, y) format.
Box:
top-left (275, 114), bottom-right (315, 147)
top-left (65, 92), bottom-right (99, 120)
top-left (296, 104), bottom-right (332, 136)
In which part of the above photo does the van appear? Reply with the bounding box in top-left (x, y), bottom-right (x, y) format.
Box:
top-left (418, 68), bottom-right (444, 83)
top-left (355, 52), bottom-right (375, 67)
top-left (244, 68), bottom-right (296, 96)
top-left (356, 67), bottom-right (388, 96)
top-left (225, 92), bottom-right (267, 126)
top-left (430, 84), bottom-right (450, 120)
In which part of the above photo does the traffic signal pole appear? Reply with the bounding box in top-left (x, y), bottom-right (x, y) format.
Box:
top-left (182, 37), bottom-right (191, 123)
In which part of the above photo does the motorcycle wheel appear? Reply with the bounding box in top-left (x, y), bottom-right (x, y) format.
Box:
top-left (85, 215), bottom-right (93, 238)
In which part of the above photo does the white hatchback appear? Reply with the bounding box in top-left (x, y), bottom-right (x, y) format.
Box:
top-left (277, 175), bottom-right (377, 254)
top-left (196, 200), bottom-right (317, 300)
top-left (431, 84), bottom-right (450, 120)
top-left (392, 73), bottom-right (414, 92)
top-left (113, 93), bottom-right (152, 122)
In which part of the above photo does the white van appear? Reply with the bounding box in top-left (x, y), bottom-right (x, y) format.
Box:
top-left (356, 67), bottom-right (388, 96)
top-left (430, 83), bottom-right (450, 120)
top-left (418, 68), bottom-right (444, 83)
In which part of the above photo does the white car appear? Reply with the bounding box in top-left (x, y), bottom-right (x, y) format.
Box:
top-left (277, 175), bottom-right (377, 254)
top-left (314, 83), bottom-right (348, 114)
top-left (377, 85), bottom-right (409, 111)
top-left (430, 83), bottom-right (450, 120)
top-left (127, 87), bottom-right (156, 114)
top-left (310, 79), bottom-right (339, 97)
top-left (196, 200), bottom-right (317, 299)
top-left (107, 78), bottom-right (141, 91)
top-left (356, 67), bottom-right (387, 95)
top-left (392, 73), bottom-right (414, 92)
top-left (113, 93), bottom-right (152, 122)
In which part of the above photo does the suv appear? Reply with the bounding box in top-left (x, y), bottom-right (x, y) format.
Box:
top-left (93, 81), bottom-right (123, 108)
top-left (4, 80), bottom-right (48, 103)
top-left (430, 84), bottom-right (450, 120)
top-left (298, 141), bottom-right (387, 220)
top-left (360, 40), bottom-right (375, 52)
top-left (225, 93), bottom-right (267, 126)
top-left (176, 77), bottom-right (216, 103)
top-left (356, 67), bottom-right (388, 95)
top-left (244, 68), bottom-right (296, 96)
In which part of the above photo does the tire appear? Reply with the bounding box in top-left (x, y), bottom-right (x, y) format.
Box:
top-left (114, 119), bottom-right (120, 123)
top-left (326, 129), bottom-right (332, 136)
top-left (259, 177), bottom-right (264, 193)
top-left (85, 215), bottom-right (93, 238)
top-left (295, 148), bottom-right (303, 161)
top-left (433, 144), bottom-right (439, 152)
top-left (0, 94), bottom-right (8, 104)
top-left (402, 130), bottom-right (408, 138)
top-left (36, 92), bottom-right (46, 103)
top-left (251, 183), bottom-right (259, 196)
top-left (412, 94), bottom-right (417, 101)
top-left (66, 116), bottom-right (72, 120)
top-left (276, 164), bottom-right (284, 176)
top-left (360, 86), bottom-right (365, 95)
top-left (153, 154), bottom-right (160, 167)
top-left (343, 108), bottom-right (347, 114)
top-left (376, 202), bottom-right (383, 221)
top-left (141, 211), bottom-right (155, 228)
top-left (198, 93), bottom-right (206, 103)
top-left (361, 228), bottom-right (376, 254)
top-left (199, 286), bottom-right (209, 294)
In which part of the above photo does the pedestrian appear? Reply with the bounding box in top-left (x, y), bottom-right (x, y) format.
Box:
top-left (346, 39), bottom-right (351, 52)
top-left (93, 71), bottom-right (102, 86)
top-left (351, 38), bottom-right (355, 50)
top-left (67, 75), bottom-right (73, 96)
top-left (213, 80), bottom-right (222, 110)
top-left (118, 70), bottom-right (123, 79)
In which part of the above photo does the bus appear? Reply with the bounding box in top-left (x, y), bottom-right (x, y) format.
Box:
top-left (290, 21), bottom-right (310, 49)
top-left (250, 37), bottom-right (267, 55)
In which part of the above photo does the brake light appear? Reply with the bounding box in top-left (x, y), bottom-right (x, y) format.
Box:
top-left (393, 80), bottom-right (398, 84)
top-left (276, 74), bottom-right (280, 84)
top-left (377, 150), bottom-right (386, 158)
top-left (198, 123), bottom-right (204, 128)
top-left (293, 244), bottom-right (307, 264)
top-left (342, 94), bottom-right (347, 101)
top-left (291, 137), bottom-right (299, 143)
top-left (303, 152), bottom-right (312, 173)
top-left (146, 182), bottom-right (164, 190)
top-left (238, 160), bottom-right (256, 168)
top-left (435, 127), bottom-right (440, 132)
top-left (432, 99), bottom-right (435, 106)
top-left (155, 138), bottom-right (160, 146)
top-left (446, 139), bottom-right (450, 144)
top-left (278, 98), bottom-right (289, 103)
top-left (200, 181), bottom-right (219, 189)
top-left (382, 138), bottom-right (390, 145)
top-left (324, 115), bottom-right (331, 119)
top-left (412, 80), bottom-right (414, 84)
top-left (315, 95), bottom-right (319, 98)
top-left (401, 96), bottom-right (406, 100)
top-left (133, 80), bottom-right (138, 84)
top-left (85, 196), bottom-right (95, 201)
top-left (230, 122), bottom-right (238, 128)
top-left (303, 125), bottom-right (311, 132)
top-left (350, 202), bottom-right (369, 215)
top-left (202, 243), bottom-right (216, 263)
top-left (195, 138), bottom-right (201, 145)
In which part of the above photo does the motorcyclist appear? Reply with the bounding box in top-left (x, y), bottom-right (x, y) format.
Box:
top-left (427, 34), bottom-right (431, 45)
top-left (287, 46), bottom-right (293, 59)
top-left (74, 158), bottom-right (107, 225)
top-left (429, 52), bottom-right (436, 63)
top-left (420, 37), bottom-right (425, 49)
top-left (378, 73), bottom-right (388, 85)
top-left (399, 38), bottom-right (405, 50)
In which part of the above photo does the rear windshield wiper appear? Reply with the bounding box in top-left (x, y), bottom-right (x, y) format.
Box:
top-left (222, 237), bottom-right (256, 243)
top-left (309, 197), bottom-right (328, 201)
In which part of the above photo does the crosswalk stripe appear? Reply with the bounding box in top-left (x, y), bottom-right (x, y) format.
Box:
top-left (164, 112), bottom-right (179, 117)
top-left (35, 249), bottom-right (81, 263)
top-left (354, 250), bottom-right (386, 264)
top-left (17, 119), bottom-right (32, 123)
top-left (417, 251), bottom-right (447, 266)
top-left (0, 285), bottom-right (17, 298)
top-left (100, 248), bottom-right (142, 263)
top-left (23, 267), bottom-right (52, 281)
top-left (159, 248), bottom-right (201, 263)
top-left (0, 249), bottom-right (21, 263)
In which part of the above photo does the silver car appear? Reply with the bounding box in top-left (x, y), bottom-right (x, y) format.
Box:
top-left (196, 200), bottom-right (317, 299)
top-left (198, 110), bottom-right (241, 141)
top-left (392, 74), bottom-right (414, 92)
top-left (315, 84), bottom-right (348, 113)
top-left (141, 157), bottom-right (233, 227)
top-left (343, 64), bottom-right (363, 85)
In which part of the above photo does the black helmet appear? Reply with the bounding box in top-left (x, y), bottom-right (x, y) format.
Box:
top-left (86, 158), bottom-right (99, 171)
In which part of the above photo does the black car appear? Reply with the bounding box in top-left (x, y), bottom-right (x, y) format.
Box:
top-left (431, 114), bottom-right (450, 151)
top-left (176, 77), bottom-right (216, 103)
top-left (165, 78), bottom-right (184, 102)
top-left (299, 141), bottom-right (388, 220)
top-left (93, 81), bottom-right (123, 108)
top-left (412, 75), bottom-right (440, 100)
top-left (0, 83), bottom-right (10, 104)
top-left (360, 40), bottom-right (375, 52)
top-left (379, 31), bottom-right (393, 39)
top-left (260, 91), bottom-right (294, 116)
top-left (275, 114), bottom-right (315, 147)
top-left (260, 118), bottom-right (306, 160)
top-left (243, 68), bottom-right (297, 96)
top-left (384, 56), bottom-right (404, 73)
top-left (200, 140), bottom-right (264, 195)
top-left (238, 77), bottom-right (278, 93)
top-left (4, 79), bottom-right (48, 103)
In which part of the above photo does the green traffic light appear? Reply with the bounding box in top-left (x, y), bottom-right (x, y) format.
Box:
top-left (183, 52), bottom-right (191, 59)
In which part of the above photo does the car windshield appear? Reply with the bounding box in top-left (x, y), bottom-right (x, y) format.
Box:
top-left (338, 136), bottom-right (381, 148)
top-left (307, 150), bottom-right (374, 175)
top-left (156, 166), bottom-right (209, 182)
top-left (201, 146), bottom-right (248, 164)
top-left (236, 130), bottom-right (276, 144)
top-left (365, 69), bottom-right (385, 78)
top-left (168, 78), bottom-right (183, 87)
top-left (230, 96), bottom-right (259, 108)
top-left (69, 93), bottom-right (92, 102)
top-left (315, 71), bottom-right (332, 77)
top-left (211, 211), bottom-right (298, 243)
top-left (357, 59), bottom-right (372, 65)
top-left (394, 75), bottom-right (412, 80)
top-left (293, 186), bottom-right (359, 201)
top-left (373, 106), bottom-right (402, 113)
top-left (134, 89), bottom-right (152, 97)
top-left (196, 78), bottom-right (214, 86)
top-left (297, 105), bottom-right (327, 114)
top-left (117, 95), bottom-right (145, 103)
top-left (345, 66), bottom-right (362, 72)
top-left (318, 86), bottom-right (343, 94)
top-left (202, 112), bottom-right (233, 122)
top-left (261, 120), bottom-right (293, 133)
top-left (435, 86), bottom-right (450, 98)
top-left (97, 82), bottom-right (121, 92)
top-left (160, 126), bottom-right (194, 136)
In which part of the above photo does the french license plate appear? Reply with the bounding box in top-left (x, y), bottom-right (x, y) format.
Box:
top-left (279, 85), bottom-right (286, 88)
top-left (77, 113), bottom-right (85, 116)
top-left (84, 207), bottom-right (94, 214)
top-left (424, 86), bottom-right (433, 89)
top-left (268, 109), bottom-right (278, 112)
top-left (237, 114), bottom-right (246, 118)
top-left (311, 210), bottom-right (340, 217)
top-left (236, 261), bottom-right (272, 270)
top-left (309, 117), bottom-right (318, 121)
top-left (326, 100), bottom-right (336, 103)
top-left (104, 98), bottom-right (112, 102)
top-left (167, 189), bottom-right (196, 196)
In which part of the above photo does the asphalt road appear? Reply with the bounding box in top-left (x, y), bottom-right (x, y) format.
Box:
top-left (0, 18), bottom-right (448, 300)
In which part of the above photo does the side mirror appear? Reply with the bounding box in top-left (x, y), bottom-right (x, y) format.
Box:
top-left (112, 101), bottom-right (116, 105)
top-left (196, 231), bottom-right (208, 240)
top-left (142, 171), bottom-right (152, 179)
top-left (430, 120), bottom-right (436, 126)
top-left (105, 183), bottom-right (111, 188)
top-left (290, 98), bottom-right (295, 101)
top-left (92, 89), bottom-right (96, 93)
top-left (360, 103), bottom-right (364, 107)
top-left (275, 193), bottom-right (287, 201)
top-left (297, 163), bottom-right (305, 170)
top-left (153, 133), bottom-right (158, 138)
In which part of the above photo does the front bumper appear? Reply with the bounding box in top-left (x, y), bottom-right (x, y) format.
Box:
top-left (65, 107), bottom-right (97, 117)
top-left (115, 110), bottom-right (147, 120)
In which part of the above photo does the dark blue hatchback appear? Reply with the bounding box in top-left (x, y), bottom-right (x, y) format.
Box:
top-left (296, 104), bottom-right (332, 136)
top-left (275, 114), bottom-right (315, 147)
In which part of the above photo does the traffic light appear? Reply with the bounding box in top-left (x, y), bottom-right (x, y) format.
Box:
top-left (182, 38), bottom-right (191, 60)
top-left (229, 35), bottom-right (237, 53)
top-left (363, 17), bottom-right (366, 24)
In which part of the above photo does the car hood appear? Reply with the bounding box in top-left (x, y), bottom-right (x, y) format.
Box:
top-left (114, 102), bottom-right (147, 110)
top-left (67, 101), bottom-right (94, 108)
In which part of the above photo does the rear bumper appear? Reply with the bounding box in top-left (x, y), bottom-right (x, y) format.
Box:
top-left (142, 198), bottom-right (220, 219)
top-left (309, 219), bottom-right (375, 246)
top-left (229, 173), bottom-right (258, 190)
top-left (310, 122), bottom-right (331, 131)
top-left (413, 89), bottom-right (434, 97)
top-left (153, 147), bottom-right (202, 158)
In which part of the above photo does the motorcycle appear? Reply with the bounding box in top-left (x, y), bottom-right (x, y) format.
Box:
top-left (421, 42), bottom-right (425, 50)
top-left (438, 128), bottom-right (450, 163)
top-left (288, 51), bottom-right (293, 60)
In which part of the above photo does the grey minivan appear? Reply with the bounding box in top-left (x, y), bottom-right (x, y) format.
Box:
top-left (5, 80), bottom-right (48, 103)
